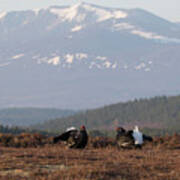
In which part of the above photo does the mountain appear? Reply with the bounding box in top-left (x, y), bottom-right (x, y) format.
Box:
top-left (0, 108), bottom-right (76, 126)
top-left (0, 2), bottom-right (180, 109)
top-left (34, 95), bottom-right (180, 133)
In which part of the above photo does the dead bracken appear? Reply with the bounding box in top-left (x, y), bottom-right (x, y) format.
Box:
top-left (0, 133), bottom-right (179, 179)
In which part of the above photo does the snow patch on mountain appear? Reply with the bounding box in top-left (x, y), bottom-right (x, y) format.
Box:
top-left (131, 30), bottom-right (180, 43)
top-left (75, 14), bottom-right (86, 22)
top-left (113, 23), bottom-right (134, 31)
top-left (131, 30), bottom-right (164, 40)
top-left (64, 54), bottom-right (74, 64)
top-left (30, 51), bottom-right (155, 71)
top-left (33, 53), bottom-right (89, 66)
top-left (71, 25), bottom-right (83, 32)
top-left (96, 10), bottom-right (117, 22)
top-left (49, 4), bottom-right (92, 23)
top-left (103, 61), bottom-right (111, 68)
top-left (83, 4), bottom-right (127, 22)
top-left (0, 62), bottom-right (10, 67)
top-left (49, 4), bottom-right (81, 22)
top-left (49, 3), bottom-right (127, 23)
top-left (75, 53), bottom-right (88, 60)
top-left (12, 54), bottom-right (24, 60)
top-left (135, 62), bottom-right (146, 70)
top-left (48, 56), bottom-right (60, 66)
top-left (49, 8), bottom-right (75, 22)
top-left (9, 51), bottom-right (155, 72)
top-left (0, 11), bottom-right (7, 20)
top-left (113, 11), bottom-right (128, 19)
top-left (112, 63), bottom-right (117, 69)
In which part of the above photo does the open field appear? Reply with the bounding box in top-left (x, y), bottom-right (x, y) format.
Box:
top-left (0, 135), bottom-right (180, 180)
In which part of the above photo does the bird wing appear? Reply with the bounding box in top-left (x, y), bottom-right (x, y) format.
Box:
top-left (116, 131), bottom-right (126, 141)
top-left (66, 130), bottom-right (82, 148)
top-left (117, 132), bottom-right (134, 147)
top-left (143, 134), bottom-right (153, 142)
top-left (53, 130), bottom-right (78, 143)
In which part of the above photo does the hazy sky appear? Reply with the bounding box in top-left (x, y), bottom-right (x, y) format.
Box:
top-left (0, 0), bottom-right (180, 22)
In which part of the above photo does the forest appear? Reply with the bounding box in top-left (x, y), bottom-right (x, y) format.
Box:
top-left (34, 95), bottom-right (180, 135)
top-left (0, 95), bottom-right (180, 136)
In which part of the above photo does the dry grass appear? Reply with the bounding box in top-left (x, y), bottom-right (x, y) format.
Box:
top-left (0, 134), bottom-right (179, 180)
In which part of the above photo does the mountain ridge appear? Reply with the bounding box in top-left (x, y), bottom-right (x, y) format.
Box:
top-left (0, 108), bottom-right (76, 127)
top-left (0, 3), bottom-right (180, 109)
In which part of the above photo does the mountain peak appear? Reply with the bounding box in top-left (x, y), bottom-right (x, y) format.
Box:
top-left (0, 3), bottom-right (180, 109)
top-left (49, 2), bottom-right (128, 23)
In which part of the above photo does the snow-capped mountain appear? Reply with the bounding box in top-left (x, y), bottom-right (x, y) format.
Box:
top-left (0, 2), bottom-right (180, 109)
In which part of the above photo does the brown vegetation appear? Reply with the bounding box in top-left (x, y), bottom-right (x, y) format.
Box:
top-left (0, 133), bottom-right (49, 148)
top-left (0, 133), bottom-right (179, 179)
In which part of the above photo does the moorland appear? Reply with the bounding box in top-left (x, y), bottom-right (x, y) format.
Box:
top-left (0, 134), bottom-right (179, 180)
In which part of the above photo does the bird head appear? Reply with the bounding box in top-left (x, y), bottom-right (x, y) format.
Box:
top-left (134, 126), bottom-right (139, 132)
top-left (80, 125), bottom-right (86, 131)
top-left (116, 127), bottom-right (125, 133)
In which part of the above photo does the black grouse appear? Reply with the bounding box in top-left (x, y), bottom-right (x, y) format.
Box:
top-left (53, 125), bottom-right (88, 149)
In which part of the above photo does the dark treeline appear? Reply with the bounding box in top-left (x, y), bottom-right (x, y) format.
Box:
top-left (34, 95), bottom-right (180, 135)
top-left (0, 125), bottom-right (55, 136)
top-left (0, 125), bottom-right (26, 135)
top-left (0, 124), bottom-right (179, 138)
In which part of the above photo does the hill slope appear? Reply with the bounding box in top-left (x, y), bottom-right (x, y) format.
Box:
top-left (0, 108), bottom-right (76, 127)
top-left (35, 95), bottom-right (180, 132)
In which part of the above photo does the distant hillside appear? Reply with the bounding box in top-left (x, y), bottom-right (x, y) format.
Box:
top-left (0, 108), bottom-right (76, 127)
top-left (35, 95), bottom-right (180, 133)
